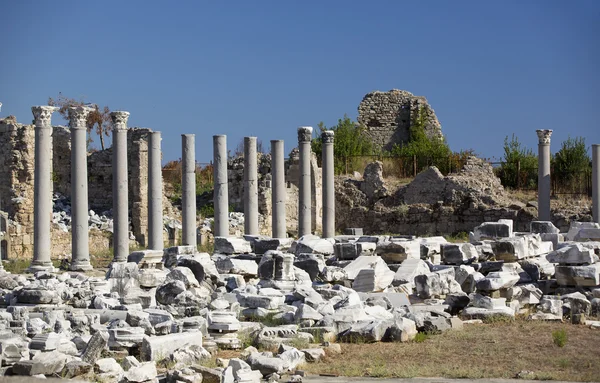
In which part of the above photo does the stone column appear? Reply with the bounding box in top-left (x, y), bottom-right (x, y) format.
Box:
top-left (298, 126), bottom-right (313, 237)
top-left (213, 135), bottom-right (229, 237)
top-left (271, 140), bottom-right (286, 238)
top-left (111, 111), bottom-right (130, 263)
top-left (593, 144), bottom-right (600, 224)
top-left (244, 137), bottom-right (259, 235)
top-left (148, 131), bottom-right (163, 251)
top-left (536, 129), bottom-right (553, 221)
top-left (68, 106), bottom-right (93, 271)
top-left (29, 106), bottom-right (58, 273)
top-left (182, 134), bottom-right (197, 247)
top-left (321, 131), bottom-right (335, 238)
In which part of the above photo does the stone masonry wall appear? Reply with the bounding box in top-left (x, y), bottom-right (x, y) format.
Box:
top-left (357, 89), bottom-right (444, 152)
top-left (0, 117), bottom-right (174, 259)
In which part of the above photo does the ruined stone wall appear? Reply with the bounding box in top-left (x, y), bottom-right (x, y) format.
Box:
top-left (0, 117), bottom-right (175, 259)
top-left (357, 89), bottom-right (443, 152)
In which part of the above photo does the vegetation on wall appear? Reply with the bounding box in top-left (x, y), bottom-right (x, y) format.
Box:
top-left (311, 115), bottom-right (373, 174)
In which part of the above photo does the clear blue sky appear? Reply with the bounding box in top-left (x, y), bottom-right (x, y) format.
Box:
top-left (1, 0), bottom-right (598, 164)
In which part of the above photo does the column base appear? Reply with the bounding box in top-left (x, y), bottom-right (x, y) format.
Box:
top-left (69, 261), bottom-right (93, 271)
top-left (27, 262), bottom-right (56, 273)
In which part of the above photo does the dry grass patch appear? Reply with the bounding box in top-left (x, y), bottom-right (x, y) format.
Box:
top-left (303, 321), bottom-right (600, 381)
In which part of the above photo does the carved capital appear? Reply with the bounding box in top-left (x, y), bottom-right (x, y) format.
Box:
top-left (68, 106), bottom-right (93, 129)
top-left (536, 129), bottom-right (553, 145)
top-left (297, 126), bottom-right (313, 143)
top-left (110, 111), bottom-right (130, 131)
top-left (31, 106), bottom-right (58, 127)
top-left (321, 130), bottom-right (335, 144)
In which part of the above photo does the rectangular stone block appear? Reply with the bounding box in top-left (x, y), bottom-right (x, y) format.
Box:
top-left (140, 331), bottom-right (203, 361)
top-left (555, 264), bottom-right (600, 287)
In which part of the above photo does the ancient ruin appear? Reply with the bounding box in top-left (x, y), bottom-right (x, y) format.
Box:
top-left (0, 102), bottom-right (598, 383)
top-left (357, 89), bottom-right (444, 152)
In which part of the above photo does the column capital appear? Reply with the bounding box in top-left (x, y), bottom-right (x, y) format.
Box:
top-left (321, 130), bottom-right (335, 143)
top-left (110, 111), bottom-right (130, 131)
top-left (536, 129), bottom-right (553, 145)
top-left (68, 106), bottom-right (93, 130)
top-left (297, 126), bottom-right (313, 143)
top-left (31, 106), bottom-right (58, 127)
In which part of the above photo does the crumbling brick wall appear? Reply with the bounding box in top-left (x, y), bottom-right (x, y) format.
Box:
top-left (357, 89), bottom-right (444, 152)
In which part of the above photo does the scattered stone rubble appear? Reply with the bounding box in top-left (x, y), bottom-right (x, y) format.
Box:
top-left (0, 219), bottom-right (599, 382)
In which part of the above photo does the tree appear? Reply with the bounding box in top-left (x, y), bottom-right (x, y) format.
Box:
top-left (311, 115), bottom-right (373, 174)
top-left (498, 134), bottom-right (537, 189)
top-left (48, 92), bottom-right (112, 150)
top-left (552, 136), bottom-right (591, 185)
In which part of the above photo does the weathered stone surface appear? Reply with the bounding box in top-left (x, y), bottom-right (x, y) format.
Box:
top-left (415, 269), bottom-right (461, 299)
top-left (472, 221), bottom-right (513, 241)
top-left (124, 361), bottom-right (157, 382)
top-left (547, 243), bottom-right (597, 265)
top-left (140, 332), bottom-right (203, 361)
top-left (214, 236), bottom-right (252, 255)
top-left (375, 239), bottom-right (420, 263)
top-left (555, 264), bottom-right (600, 286)
top-left (441, 243), bottom-right (478, 265)
top-left (476, 272), bottom-right (520, 291)
top-left (81, 330), bottom-right (108, 364)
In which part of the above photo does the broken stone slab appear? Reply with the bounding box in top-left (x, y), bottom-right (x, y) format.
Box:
top-left (491, 237), bottom-right (529, 262)
top-left (0, 337), bottom-right (29, 366)
top-left (555, 264), bottom-right (600, 286)
top-left (375, 239), bottom-right (421, 263)
top-left (461, 306), bottom-right (515, 320)
top-left (476, 271), bottom-right (520, 291)
top-left (140, 331), bottom-right (203, 362)
top-left (521, 256), bottom-right (555, 282)
top-left (13, 350), bottom-right (68, 376)
top-left (566, 222), bottom-right (600, 241)
top-left (208, 311), bottom-right (240, 332)
top-left (294, 253), bottom-right (325, 281)
top-left (441, 243), bottom-right (478, 265)
top-left (293, 235), bottom-right (335, 256)
top-left (384, 316), bottom-right (417, 342)
top-left (108, 326), bottom-right (146, 349)
top-left (471, 294), bottom-right (509, 310)
top-left (81, 329), bottom-right (108, 364)
top-left (547, 243), bottom-right (598, 265)
top-left (124, 361), bottom-right (157, 383)
top-left (215, 255), bottom-right (259, 276)
top-left (351, 267), bottom-right (392, 292)
top-left (414, 268), bottom-right (462, 299)
top-left (29, 333), bottom-right (61, 351)
top-left (214, 236), bottom-right (252, 255)
top-left (531, 221), bottom-right (560, 234)
top-left (127, 249), bottom-right (164, 269)
top-left (344, 255), bottom-right (393, 281)
top-left (257, 251), bottom-right (295, 281)
top-left (95, 357), bottom-right (124, 374)
top-left (472, 221), bottom-right (513, 241)
top-left (277, 348), bottom-right (305, 371)
top-left (321, 266), bottom-right (347, 282)
top-left (561, 292), bottom-right (592, 316)
top-left (251, 237), bottom-right (294, 255)
top-left (246, 352), bottom-right (289, 376)
top-left (16, 288), bottom-right (59, 305)
top-left (138, 269), bottom-right (167, 288)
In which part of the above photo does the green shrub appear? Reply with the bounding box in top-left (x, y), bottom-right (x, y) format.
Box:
top-left (311, 115), bottom-right (373, 174)
top-left (497, 134), bottom-right (537, 189)
top-left (414, 332), bottom-right (429, 343)
top-left (552, 329), bottom-right (567, 347)
top-left (552, 136), bottom-right (591, 192)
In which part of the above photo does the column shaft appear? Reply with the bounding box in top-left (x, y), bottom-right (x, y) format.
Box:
top-left (298, 127), bottom-right (313, 237)
top-left (213, 135), bottom-right (229, 237)
top-left (30, 106), bottom-right (58, 272)
top-left (69, 106), bottom-right (93, 271)
top-left (244, 137), bottom-right (259, 235)
top-left (182, 134), bottom-right (197, 247)
top-left (148, 131), bottom-right (163, 250)
top-left (593, 144), bottom-right (600, 224)
top-left (271, 140), bottom-right (286, 238)
top-left (111, 111), bottom-right (130, 263)
top-left (536, 129), bottom-right (553, 221)
top-left (321, 131), bottom-right (335, 238)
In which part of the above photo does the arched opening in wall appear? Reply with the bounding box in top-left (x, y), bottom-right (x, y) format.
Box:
top-left (1, 240), bottom-right (7, 260)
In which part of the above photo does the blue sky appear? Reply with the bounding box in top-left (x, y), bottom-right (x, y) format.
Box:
top-left (1, 0), bottom-right (598, 164)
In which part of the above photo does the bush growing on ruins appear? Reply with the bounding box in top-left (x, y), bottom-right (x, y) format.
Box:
top-left (552, 136), bottom-right (591, 184)
top-left (389, 106), bottom-right (461, 173)
top-left (552, 329), bottom-right (567, 347)
top-left (48, 92), bottom-right (112, 150)
top-left (311, 115), bottom-right (373, 174)
top-left (497, 134), bottom-right (537, 189)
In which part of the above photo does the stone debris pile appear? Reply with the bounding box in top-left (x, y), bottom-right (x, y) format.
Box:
top-left (52, 193), bottom-right (114, 233)
top-left (0, 218), bottom-right (599, 381)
